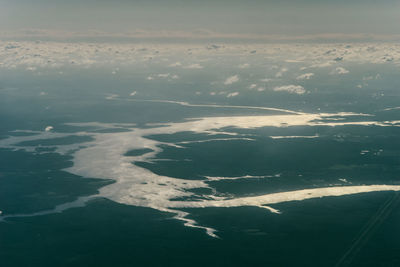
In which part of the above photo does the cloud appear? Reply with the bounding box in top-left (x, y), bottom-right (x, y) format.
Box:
top-left (1, 41), bottom-right (399, 73)
top-left (275, 67), bottom-right (288, 78)
top-left (238, 63), bottom-right (250, 69)
top-left (147, 73), bottom-right (179, 80)
top-left (227, 92), bottom-right (239, 98)
top-left (248, 84), bottom-right (257, 89)
top-left (331, 67), bottom-right (349, 75)
top-left (105, 94), bottom-right (119, 100)
top-left (273, 85), bottom-right (306, 95)
top-left (224, 75), bottom-right (239, 85)
top-left (310, 61), bottom-right (334, 68)
top-left (184, 63), bottom-right (203, 69)
top-left (296, 73), bottom-right (314, 80)
top-left (363, 74), bottom-right (381, 80)
top-left (168, 62), bottom-right (182, 67)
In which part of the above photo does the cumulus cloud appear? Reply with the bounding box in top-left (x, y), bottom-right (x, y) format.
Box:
top-left (184, 64), bottom-right (203, 69)
top-left (238, 63), bottom-right (250, 69)
top-left (331, 67), bottom-right (349, 75)
top-left (105, 94), bottom-right (119, 100)
top-left (363, 74), bottom-right (381, 80)
top-left (26, 66), bottom-right (37, 71)
top-left (147, 73), bottom-right (179, 80)
top-left (310, 61), bottom-right (334, 68)
top-left (273, 85), bottom-right (306, 95)
top-left (1, 42), bottom-right (399, 72)
top-left (224, 75), bottom-right (239, 85)
top-left (227, 92), bottom-right (239, 97)
top-left (45, 126), bottom-right (53, 132)
top-left (296, 73), bottom-right (314, 80)
top-left (275, 67), bottom-right (288, 78)
top-left (169, 62), bottom-right (182, 67)
top-left (248, 84), bottom-right (257, 89)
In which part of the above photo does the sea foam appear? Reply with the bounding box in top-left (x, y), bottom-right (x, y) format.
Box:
top-left (1, 107), bottom-right (400, 237)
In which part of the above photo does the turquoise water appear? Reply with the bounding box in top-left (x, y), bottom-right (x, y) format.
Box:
top-left (1, 43), bottom-right (400, 266)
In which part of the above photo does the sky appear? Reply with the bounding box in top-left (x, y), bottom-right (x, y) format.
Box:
top-left (1, 0), bottom-right (399, 41)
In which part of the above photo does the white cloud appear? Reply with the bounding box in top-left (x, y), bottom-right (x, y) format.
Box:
top-left (227, 92), bottom-right (239, 97)
top-left (275, 67), bottom-right (288, 78)
top-left (184, 64), bottom-right (203, 69)
top-left (147, 73), bottom-right (178, 80)
top-left (248, 84), bottom-right (257, 89)
top-left (363, 74), bottom-right (380, 80)
top-left (169, 62), bottom-right (182, 67)
top-left (273, 85), bottom-right (306, 95)
top-left (310, 61), bottom-right (334, 68)
top-left (331, 67), bottom-right (349, 75)
top-left (296, 73), bottom-right (314, 80)
top-left (1, 42), bottom-right (399, 72)
top-left (224, 75), bottom-right (239, 85)
top-left (105, 94), bottom-right (119, 100)
top-left (238, 63), bottom-right (250, 69)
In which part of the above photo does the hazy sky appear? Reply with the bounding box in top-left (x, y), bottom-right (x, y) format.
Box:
top-left (1, 0), bottom-right (399, 40)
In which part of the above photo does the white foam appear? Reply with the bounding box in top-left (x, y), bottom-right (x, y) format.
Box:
top-left (2, 109), bottom-right (400, 237)
top-left (383, 107), bottom-right (400, 111)
top-left (0, 196), bottom-right (93, 222)
top-left (270, 135), bottom-right (319, 139)
top-left (125, 99), bottom-right (304, 115)
top-left (205, 174), bottom-right (280, 181)
top-left (168, 185), bottom-right (400, 209)
top-left (177, 137), bottom-right (256, 145)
